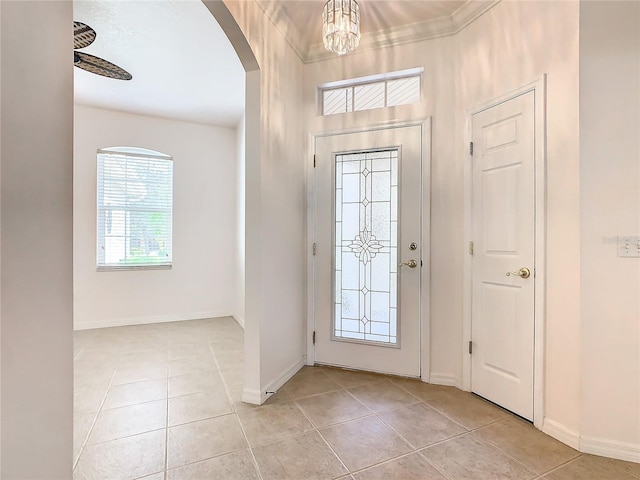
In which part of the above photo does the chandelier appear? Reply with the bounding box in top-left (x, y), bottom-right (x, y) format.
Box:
top-left (322, 0), bottom-right (361, 56)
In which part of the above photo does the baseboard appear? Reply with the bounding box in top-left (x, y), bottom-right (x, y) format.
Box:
top-left (580, 435), bottom-right (640, 464)
top-left (242, 357), bottom-right (305, 405)
top-left (232, 314), bottom-right (245, 330)
top-left (429, 373), bottom-right (462, 388)
top-left (74, 311), bottom-right (233, 330)
top-left (542, 419), bottom-right (581, 450)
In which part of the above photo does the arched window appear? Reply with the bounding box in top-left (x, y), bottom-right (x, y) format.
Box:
top-left (97, 146), bottom-right (173, 269)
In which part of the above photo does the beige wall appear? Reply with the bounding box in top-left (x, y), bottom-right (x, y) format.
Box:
top-left (220, 1), bottom-right (307, 401)
top-left (73, 106), bottom-right (239, 329)
top-left (580, 0), bottom-right (640, 452)
top-left (0, 1), bottom-right (73, 477)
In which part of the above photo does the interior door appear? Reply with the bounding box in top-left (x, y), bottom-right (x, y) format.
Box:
top-left (471, 91), bottom-right (536, 420)
top-left (314, 126), bottom-right (422, 377)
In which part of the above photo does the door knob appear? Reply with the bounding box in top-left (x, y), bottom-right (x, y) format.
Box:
top-left (506, 267), bottom-right (531, 279)
top-left (400, 259), bottom-right (418, 268)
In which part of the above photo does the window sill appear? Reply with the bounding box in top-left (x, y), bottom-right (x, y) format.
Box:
top-left (97, 264), bottom-right (172, 272)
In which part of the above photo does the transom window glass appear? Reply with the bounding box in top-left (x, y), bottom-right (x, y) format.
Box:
top-left (320, 68), bottom-right (422, 116)
top-left (97, 147), bottom-right (173, 269)
top-left (334, 150), bottom-right (399, 344)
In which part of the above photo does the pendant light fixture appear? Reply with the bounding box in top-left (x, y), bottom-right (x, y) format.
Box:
top-left (322, 0), bottom-right (361, 56)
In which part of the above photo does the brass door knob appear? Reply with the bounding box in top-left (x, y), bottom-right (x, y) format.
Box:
top-left (400, 259), bottom-right (418, 268)
top-left (506, 267), bottom-right (531, 279)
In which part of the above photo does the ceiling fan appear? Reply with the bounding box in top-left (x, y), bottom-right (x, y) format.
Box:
top-left (74, 21), bottom-right (132, 81)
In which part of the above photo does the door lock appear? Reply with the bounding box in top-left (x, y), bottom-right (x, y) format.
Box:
top-left (409, 242), bottom-right (418, 251)
top-left (400, 259), bottom-right (418, 268)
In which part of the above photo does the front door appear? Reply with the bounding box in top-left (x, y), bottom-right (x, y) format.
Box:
top-left (314, 126), bottom-right (422, 377)
top-left (471, 91), bottom-right (536, 420)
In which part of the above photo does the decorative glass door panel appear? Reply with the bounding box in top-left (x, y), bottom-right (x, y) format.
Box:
top-left (314, 125), bottom-right (423, 377)
top-left (334, 150), bottom-right (399, 345)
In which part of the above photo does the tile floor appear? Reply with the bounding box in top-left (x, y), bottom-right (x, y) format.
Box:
top-left (74, 317), bottom-right (640, 480)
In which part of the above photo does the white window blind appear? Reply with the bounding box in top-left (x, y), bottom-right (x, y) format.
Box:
top-left (97, 147), bottom-right (173, 269)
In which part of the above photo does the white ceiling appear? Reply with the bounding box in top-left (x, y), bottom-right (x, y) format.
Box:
top-left (73, 0), bottom-right (245, 127)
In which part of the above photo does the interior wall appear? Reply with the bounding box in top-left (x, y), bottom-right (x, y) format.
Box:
top-left (579, 0), bottom-right (640, 457)
top-left (235, 114), bottom-right (246, 327)
top-left (74, 105), bottom-right (238, 330)
top-left (220, 0), bottom-right (306, 402)
top-left (0, 1), bottom-right (73, 477)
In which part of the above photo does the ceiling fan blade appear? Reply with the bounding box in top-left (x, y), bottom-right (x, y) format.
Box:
top-left (74, 52), bottom-right (132, 81)
top-left (74, 21), bottom-right (97, 50)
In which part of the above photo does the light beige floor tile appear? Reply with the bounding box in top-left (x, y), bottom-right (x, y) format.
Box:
top-left (74, 429), bottom-right (166, 480)
top-left (237, 401), bottom-right (314, 446)
top-left (74, 385), bottom-right (108, 414)
top-left (168, 389), bottom-right (233, 426)
top-left (592, 455), bottom-right (640, 479)
top-left (378, 402), bottom-right (467, 448)
top-left (421, 433), bottom-right (535, 480)
top-left (74, 412), bottom-right (97, 463)
top-left (424, 390), bottom-right (509, 429)
top-left (389, 378), bottom-right (457, 402)
top-left (112, 361), bottom-right (168, 386)
top-left (168, 355), bottom-right (217, 377)
top-left (103, 378), bottom-right (167, 410)
top-left (253, 431), bottom-right (348, 480)
top-left (167, 450), bottom-right (259, 480)
top-left (119, 349), bottom-right (167, 365)
top-left (348, 381), bottom-right (420, 413)
top-left (219, 364), bottom-right (245, 386)
top-left (353, 452), bottom-right (447, 480)
top-left (167, 414), bottom-right (247, 469)
top-left (168, 342), bottom-right (211, 360)
top-left (296, 390), bottom-right (372, 428)
top-left (168, 371), bottom-right (224, 397)
top-left (475, 416), bottom-right (580, 474)
top-left (88, 400), bottom-right (167, 445)
top-left (214, 350), bottom-right (245, 368)
top-left (541, 455), bottom-right (638, 480)
top-left (136, 473), bottom-right (164, 480)
top-left (74, 369), bottom-right (115, 390)
top-left (281, 367), bottom-right (342, 399)
top-left (322, 367), bottom-right (386, 389)
top-left (228, 384), bottom-right (292, 412)
top-left (320, 416), bottom-right (412, 471)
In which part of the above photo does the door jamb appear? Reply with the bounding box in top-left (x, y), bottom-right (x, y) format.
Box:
top-left (306, 119), bottom-right (432, 383)
top-left (462, 76), bottom-right (547, 428)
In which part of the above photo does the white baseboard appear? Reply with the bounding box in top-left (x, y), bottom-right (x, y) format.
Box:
top-left (542, 419), bottom-right (581, 450)
top-left (429, 373), bottom-right (462, 388)
top-left (232, 314), bottom-right (245, 330)
top-left (242, 357), bottom-right (305, 405)
top-left (581, 435), bottom-right (640, 464)
top-left (74, 311), bottom-right (233, 330)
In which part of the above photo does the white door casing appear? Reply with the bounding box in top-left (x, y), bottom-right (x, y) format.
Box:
top-left (471, 90), bottom-right (536, 420)
top-left (314, 125), bottom-right (423, 377)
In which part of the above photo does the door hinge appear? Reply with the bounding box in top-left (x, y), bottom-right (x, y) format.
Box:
top-left (312, 243), bottom-right (317, 256)
top-left (469, 241), bottom-right (474, 256)
top-left (313, 154), bottom-right (316, 168)
top-left (468, 340), bottom-right (473, 354)
top-left (312, 331), bottom-right (316, 345)
top-left (469, 142), bottom-right (474, 156)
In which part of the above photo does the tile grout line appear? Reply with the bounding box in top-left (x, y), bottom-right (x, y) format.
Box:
top-left (163, 372), bottom-right (169, 480)
top-left (207, 341), bottom-right (265, 480)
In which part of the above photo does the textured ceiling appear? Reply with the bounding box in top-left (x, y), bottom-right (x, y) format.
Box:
top-left (73, 0), bottom-right (245, 127)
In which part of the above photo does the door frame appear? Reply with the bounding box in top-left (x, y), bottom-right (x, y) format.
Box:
top-left (307, 119), bottom-right (432, 382)
top-left (462, 76), bottom-right (547, 428)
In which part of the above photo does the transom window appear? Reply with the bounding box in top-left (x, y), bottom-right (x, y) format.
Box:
top-left (320, 68), bottom-right (422, 116)
top-left (97, 147), bottom-right (173, 269)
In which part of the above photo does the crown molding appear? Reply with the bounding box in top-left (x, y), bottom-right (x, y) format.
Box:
top-left (305, 0), bottom-right (500, 63)
top-left (255, 0), bottom-right (500, 64)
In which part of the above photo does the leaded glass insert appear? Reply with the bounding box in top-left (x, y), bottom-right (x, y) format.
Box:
top-left (334, 150), bottom-right (398, 344)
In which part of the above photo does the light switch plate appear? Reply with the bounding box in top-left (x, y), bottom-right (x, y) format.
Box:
top-left (617, 235), bottom-right (640, 257)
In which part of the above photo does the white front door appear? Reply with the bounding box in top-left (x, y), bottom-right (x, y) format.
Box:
top-left (471, 91), bottom-right (536, 420)
top-left (314, 126), bottom-right (422, 377)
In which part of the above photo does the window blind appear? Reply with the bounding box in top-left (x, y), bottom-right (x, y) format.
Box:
top-left (97, 148), bottom-right (173, 268)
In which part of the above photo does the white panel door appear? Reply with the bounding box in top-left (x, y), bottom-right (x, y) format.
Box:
top-left (314, 126), bottom-right (422, 377)
top-left (471, 91), bottom-right (535, 420)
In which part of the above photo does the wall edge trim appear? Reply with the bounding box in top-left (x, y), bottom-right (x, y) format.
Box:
top-left (232, 314), bottom-right (245, 330)
top-left (580, 435), bottom-right (640, 464)
top-left (429, 373), bottom-right (462, 388)
top-left (542, 419), bottom-right (581, 450)
top-left (242, 357), bottom-right (305, 405)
